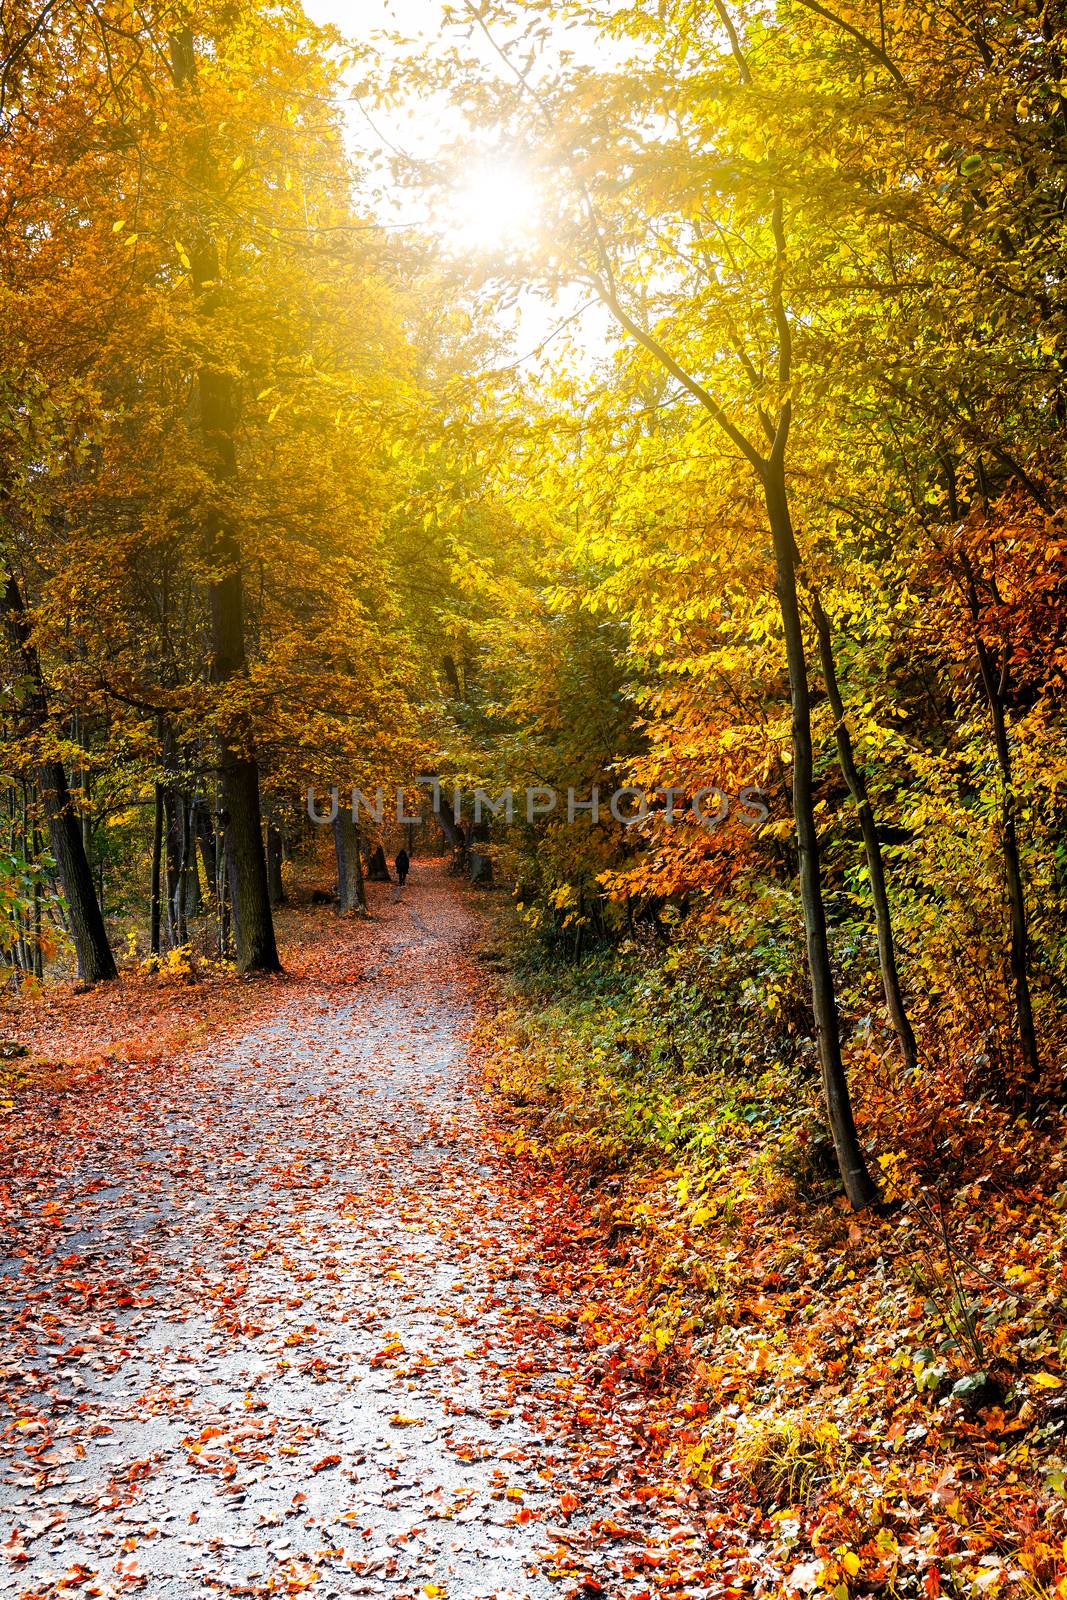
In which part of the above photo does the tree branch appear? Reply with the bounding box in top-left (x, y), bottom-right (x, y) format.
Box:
top-left (710, 0), bottom-right (752, 84)
top-left (595, 282), bottom-right (766, 474)
top-left (792, 0), bottom-right (908, 89)
top-left (769, 192), bottom-right (792, 464)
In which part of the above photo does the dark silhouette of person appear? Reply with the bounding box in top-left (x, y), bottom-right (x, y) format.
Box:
top-left (395, 847), bottom-right (410, 887)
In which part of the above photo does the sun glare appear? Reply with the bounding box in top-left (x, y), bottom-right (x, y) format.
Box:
top-left (446, 160), bottom-right (541, 252)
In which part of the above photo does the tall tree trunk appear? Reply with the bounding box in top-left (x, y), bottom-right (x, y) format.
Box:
top-left (763, 466), bottom-right (879, 1209)
top-left (30, 763), bottom-right (112, 983)
top-left (333, 808), bottom-right (366, 914)
top-left (962, 569), bottom-right (1039, 1085)
top-left (267, 818), bottom-right (286, 907)
top-left (15, 785), bottom-right (31, 978)
top-left (81, 777), bottom-right (92, 864)
top-left (220, 768), bottom-right (278, 969)
top-left (172, 25), bottom-right (280, 977)
top-left (810, 588), bottom-right (918, 1072)
top-left (73, 712), bottom-right (92, 865)
top-left (0, 574), bottom-right (116, 983)
top-left (590, 189), bottom-right (876, 1205)
top-left (182, 799), bottom-right (203, 917)
top-left (31, 816), bottom-right (43, 979)
top-left (941, 461), bottom-right (1039, 1086)
top-left (201, 337), bottom-right (278, 972)
top-left (352, 824), bottom-right (366, 910)
top-left (196, 799), bottom-right (218, 904)
top-left (173, 794), bottom-right (190, 945)
top-left (151, 781), bottom-right (164, 956)
top-left (202, 327), bottom-right (279, 972)
top-left (162, 783), bottom-right (181, 946)
top-left (215, 789), bottom-right (231, 960)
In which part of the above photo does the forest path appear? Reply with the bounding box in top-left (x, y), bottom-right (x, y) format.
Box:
top-left (0, 866), bottom-right (711, 1599)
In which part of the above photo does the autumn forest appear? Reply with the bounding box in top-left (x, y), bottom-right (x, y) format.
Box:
top-left (1, 0), bottom-right (1066, 1595)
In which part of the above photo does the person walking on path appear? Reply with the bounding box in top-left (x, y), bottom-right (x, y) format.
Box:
top-left (395, 847), bottom-right (410, 887)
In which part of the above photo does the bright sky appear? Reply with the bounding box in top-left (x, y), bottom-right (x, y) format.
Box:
top-left (304, 0), bottom-right (612, 366)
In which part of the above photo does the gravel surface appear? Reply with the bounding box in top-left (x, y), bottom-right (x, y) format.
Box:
top-left (0, 868), bottom-right (684, 1599)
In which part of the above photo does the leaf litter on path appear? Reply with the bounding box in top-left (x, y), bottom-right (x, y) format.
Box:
top-left (0, 866), bottom-right (737, 1600)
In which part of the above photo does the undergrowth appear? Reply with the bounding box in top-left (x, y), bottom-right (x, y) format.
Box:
top-left (480, 917), bottom-right (1067, 1600)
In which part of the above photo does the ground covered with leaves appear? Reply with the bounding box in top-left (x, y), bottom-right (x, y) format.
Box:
top-left (3, 868), bottom-right (1065, 1600)
top-left (482, 938), bottom-right (1067, 1600)
top-left (1, 868), bottom-right (730, 1600)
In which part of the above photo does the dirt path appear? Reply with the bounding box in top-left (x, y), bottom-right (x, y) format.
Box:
top-left (0, 867), bottom-right (713, 1599)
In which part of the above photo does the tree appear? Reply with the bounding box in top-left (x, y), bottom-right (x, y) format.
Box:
top-left (1, 0), bottom-right (438, 971)
top-left (333, 807), bottom-right (367, 914)
top-left (374, 0), bottom-right (882, 1204)
top-left (169, 25), bottom-right (279, 975)
top-left (1, 573), bottom-right (116, 982)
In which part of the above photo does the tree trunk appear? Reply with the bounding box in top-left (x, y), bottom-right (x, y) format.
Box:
top-left (215, 793), bottom-right (231, 960)
top-left (202, 378), bottom-right (279, 972)
top-left (196, 800), bottom-right (217, 903)
top-left (965, 580), bottom-right (1039, 1085)
top-left (74, 719), bottom-right (92, 866)
top-left (468, 821), bottom-right (493, 886)
top-left (81, 780), bottom-right (92, 865)
top-left (151, 781), bottom-right (164, 956)
top-left (184, 799), bottom-right (203, 917)
top-left (431, 798), bottom-right (466, 873)
top-left (441, 654), bottom-right (462, 698)
top-left (352, 824), bottom-right (366, 909)
top-left (267, 819), bottom-right (286, 907)
top-left (763, 466), bottom-right (878, 1209)
top-left (941, 463), bottom-right (1039, 1085)
top-left (1, 574), bottom-right (116, 983)
top-left (162, 783), bottom-right (182, 946)
top-left (810, 588), bottom-right (918, 1072)
top-left (333, 809), bottom-right (366, 913)
top-left (31, 818), bottom-right (43, 979)
top-left (173, 26), bottom-right (280, 977)
top-left (161, 780), bottom-right (196, 943)
top-left (364, 843), bottom-right (391, 883)
top-left (39, 762), bottom-right (114, 980)
top-left (173, 794), bottom-right (191, 944)
top-left (590, 190), bottom-right (875, 1205)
